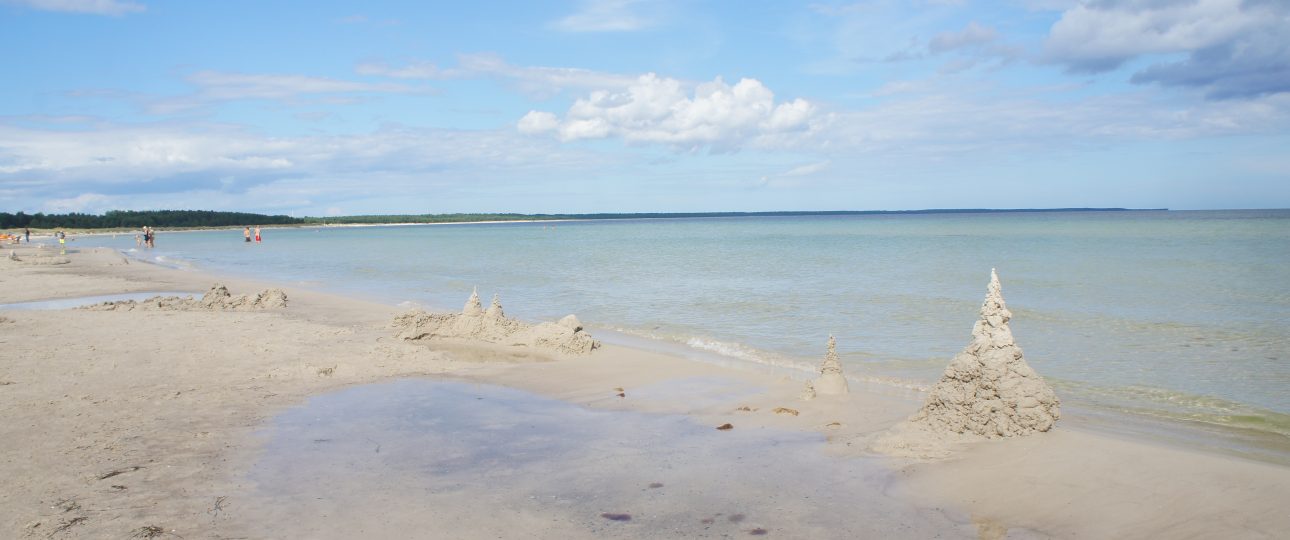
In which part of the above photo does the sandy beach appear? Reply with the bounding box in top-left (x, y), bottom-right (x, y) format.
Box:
top-left (1, 243), bottom-right (1288, 539)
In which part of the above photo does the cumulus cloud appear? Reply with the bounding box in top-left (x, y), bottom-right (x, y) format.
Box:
top-left (1043, 0), bottom-right (1290, 98)
top-left (518, 74), bottom-right (824, 150)
top-left (3, 0), bottom-right (144, 15)
top-left (1130, 29), bottom-right (1290, 99)
top-left (552, 0), bottom-right (653, 32)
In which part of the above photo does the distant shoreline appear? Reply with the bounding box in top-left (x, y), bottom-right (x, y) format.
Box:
top-left (6, 207), bottom-right (1175, 234)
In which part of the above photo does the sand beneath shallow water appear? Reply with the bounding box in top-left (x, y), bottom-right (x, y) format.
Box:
top-left (0, 242), bottom-right (1288, 538)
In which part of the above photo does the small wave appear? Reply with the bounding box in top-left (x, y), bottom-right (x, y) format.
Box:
top-left (1056, 380), bottom-right (1290, 439)
top-left (610, 326), bottom-right (932, 392)
top-left (151, 255), bottom-right (194, 270)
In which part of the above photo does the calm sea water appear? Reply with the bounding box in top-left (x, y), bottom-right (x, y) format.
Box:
top-left (84, 210), bottom-right (1290, 452)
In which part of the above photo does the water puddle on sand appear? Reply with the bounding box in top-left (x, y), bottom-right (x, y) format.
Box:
top-left (0, 292), bottom-right (196, 310)
top-left (239, 379), bottom-right (975, 538)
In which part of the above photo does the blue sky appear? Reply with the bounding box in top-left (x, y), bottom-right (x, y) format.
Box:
top-left (1, 0), bottom-right (1287, 215)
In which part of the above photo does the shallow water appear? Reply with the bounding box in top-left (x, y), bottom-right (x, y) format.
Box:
top-left (242, 379), bottom-right (977, 538)
top-left (82, 210), bottom-right (1290, 454)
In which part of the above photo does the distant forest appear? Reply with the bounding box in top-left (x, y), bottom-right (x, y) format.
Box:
top-left (1, 208), bottom-right (1155, 229)
top-left (0, 210), bottom-right (302, 229)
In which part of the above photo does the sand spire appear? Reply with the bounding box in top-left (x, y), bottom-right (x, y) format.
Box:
top-left (813, 335), bottom-right (850, 396)
top-left (910, 269), bottom-right (1059, 437)
top-left (463, 287), bottom-right (483, 316)
top-left (486, 293), bottom-right (505, 319)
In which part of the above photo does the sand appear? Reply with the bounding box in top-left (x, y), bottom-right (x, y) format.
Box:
top-left (1, 243), bottom-right (1288, 538)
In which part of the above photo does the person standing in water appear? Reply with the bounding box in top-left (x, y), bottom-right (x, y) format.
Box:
top-left (254, 226), bottom-right (262, 243)
top-left (244, 226), bottom-right (252, 243)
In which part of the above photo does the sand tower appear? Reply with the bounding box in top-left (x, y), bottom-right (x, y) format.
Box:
top-left (463, 287), bottom-right (484, 316)
top-left (910, 269), bottom-right (1060, 437)
top-left (486, 293), bottom-right (505, 319)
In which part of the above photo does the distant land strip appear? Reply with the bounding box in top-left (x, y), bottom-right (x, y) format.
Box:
top-left (1, 208), bottom-right (1166, 230)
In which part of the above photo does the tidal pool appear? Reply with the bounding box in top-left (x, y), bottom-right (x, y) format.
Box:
top-left (0, 291), bottom-right (196, 310)
top-left (242, 379), bottom-right (975, 538)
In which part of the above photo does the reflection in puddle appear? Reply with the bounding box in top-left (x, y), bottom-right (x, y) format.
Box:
top-left (242, 379), bottom-right (971, 538)
top-left (0, 292), bottom-right (196, 311)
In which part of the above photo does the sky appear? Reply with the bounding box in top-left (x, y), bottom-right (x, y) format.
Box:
top-left (1, 0), bottom-right (1288, 215)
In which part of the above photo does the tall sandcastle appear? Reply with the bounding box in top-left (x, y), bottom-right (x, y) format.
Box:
top-left (803, 335), bottom-right (850, 399)
top-left (909, 269), bottom-right (1059, 437)
top-left (463, 287), bottom-right (483, 316)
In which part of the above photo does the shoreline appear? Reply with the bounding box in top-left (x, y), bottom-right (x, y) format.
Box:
top-left (91, 236), bottom-right (1290, 468)
top-left (2, 244), bottom-right (1288, 537)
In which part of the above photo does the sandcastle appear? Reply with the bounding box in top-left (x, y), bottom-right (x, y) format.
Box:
top-left (801, 335), bottom-right (850, 400)
top-left (907, 269), bottom-right (1059, 438)
top-left (80, 284), bottom-right (288, 311)
top-left (391, 289), bottom-right (600, 355)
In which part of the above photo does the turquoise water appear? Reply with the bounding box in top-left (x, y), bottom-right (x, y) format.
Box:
top-left (84, 210), bottom-right (1290, 448)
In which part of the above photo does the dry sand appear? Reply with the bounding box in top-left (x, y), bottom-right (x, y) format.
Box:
top-left (1, 243), bottom-right (1288, 538)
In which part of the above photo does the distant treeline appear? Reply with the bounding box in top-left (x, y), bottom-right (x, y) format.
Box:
top-left (1, 207), bottom-right (1161, 229)
top-left (302, 208), bottom-right (1157, 225)
top-left (0, 210), bottom-right (303, 229)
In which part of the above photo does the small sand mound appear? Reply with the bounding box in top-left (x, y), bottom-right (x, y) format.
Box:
top-left (877, 270), bottom-right (1058, 457)
top-left (4, 250), bottom-right (70, 266)
top-left (80, 284), bottom-right (289, 312)
top-left (806, 335), bottom-right (849, 398)
top-left (392, 290), bottom-right (600, 355)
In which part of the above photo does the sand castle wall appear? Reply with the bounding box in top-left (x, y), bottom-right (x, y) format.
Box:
top-left (80, 284), bottom-right (288, 311)
top-left (392, 291), bottom-right (599, 355)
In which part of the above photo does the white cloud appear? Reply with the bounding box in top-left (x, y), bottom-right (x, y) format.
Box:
top-left (517, 111), bottom-right (560, 134)
top-left (552, 0), bottom-right (653, 32)
top-left (3, 0), bottom-right (143, 16)
top-left (0, 119), bottom-right (616, 213)
top-left (43, 193), bottom-right (117, 213)
top-left (518, 74), bottom-right (825, 150)
top-left (929, 22), bottom-right (997, 53)
top-left (829, 87), bottom-right (1290, 156)
top-left (356, 60), bottom-right (442, 79)
top-left (357, 54), bottom-right (639, 98)
top-left (783, 160), bottom-right (831, 177)
top-left (1044, 0), bottom-right (1271, 71)
top-left (147, 71), bottom-right (426, 114)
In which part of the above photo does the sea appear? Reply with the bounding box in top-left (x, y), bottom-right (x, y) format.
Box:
top-left (84, 210), bottom-right (1290, 461)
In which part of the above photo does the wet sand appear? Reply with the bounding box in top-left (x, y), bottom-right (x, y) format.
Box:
top-left (1, 242), bottom-right (1288, 538)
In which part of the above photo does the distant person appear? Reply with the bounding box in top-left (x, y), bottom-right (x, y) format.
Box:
top-left (57, 230), bottom-right (66, 253)
top-left (24, 228), bottom-right (30, 243)
top-left (244, 226), bottom-right (252, 243)
top-left (148, 227), bottom-right (156, 248)
top-left (135, 231), bottom-right (141, 247)
top-left (254, 226), bottom-right (262, 243)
